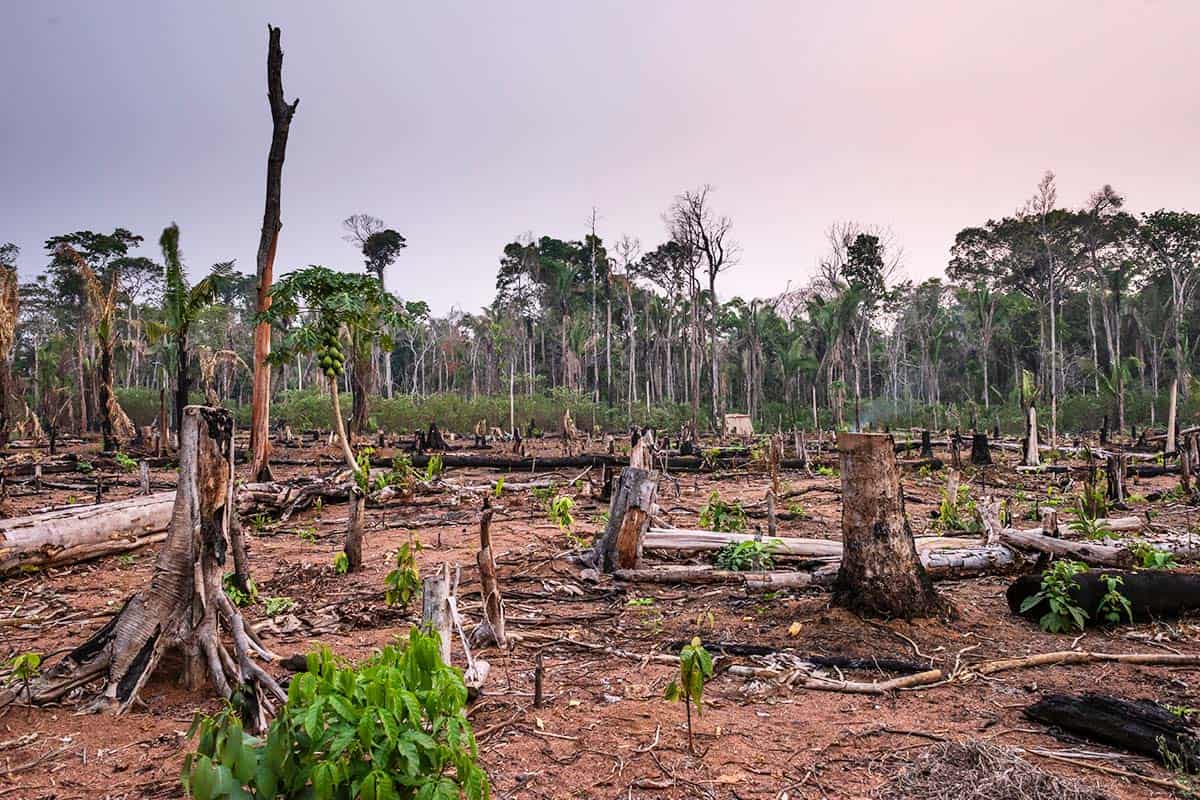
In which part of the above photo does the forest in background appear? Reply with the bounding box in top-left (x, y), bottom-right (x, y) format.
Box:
top-left (2, 171), bottom-right (1198, 444)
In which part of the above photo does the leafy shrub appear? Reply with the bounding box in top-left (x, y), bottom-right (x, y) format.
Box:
top-left (1096, 574), bottom-right (1133, 625)
top-left (1020, 560), bottom-right (1089, 633)
top-left (223, 574), bottom-right (259, 608)
top-left (715, 539), bottom-right (778, 571)
top-left (424, 454), bottom-right (444, 481)
top-left (934, 485), bottom-right (980, 534)
top-left (699, 491), bottom-right (747, 533)
top-left (114, 452), bottom-right (138, 472)
top-left (182, 629), bottom-right (489, 800)
top-left (1132, 541), bottom-right (1179, 570)
top-left (548, 495), bottom-right (575, 530)
top-left (1067, 499), bottom-right (1113, 540)
top-left (333, 552), bottom-right (350, 576)
top-left (263, 597), bottom-right (295, 617)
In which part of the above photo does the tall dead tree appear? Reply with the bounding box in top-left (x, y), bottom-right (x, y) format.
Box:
top-left (3, 407), bottom-right (284, 731)
top-left (832, 432), bottom-right (947, 618)
top-left (0, 262), bottom-right (17, 448)
top-left (249, 25), bottom-right (299, 482)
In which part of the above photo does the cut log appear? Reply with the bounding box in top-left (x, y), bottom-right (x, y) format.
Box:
top-left (642, 528), bottom-right (987, 558)
top-left (998, 528), bottom-right (1132, 567)
top-left (1025, 693), bottom-right (1200, 771)
top-left (596, 467), bottom-right (658, 572)
top-left (832, 432), bottom-right (946, 618)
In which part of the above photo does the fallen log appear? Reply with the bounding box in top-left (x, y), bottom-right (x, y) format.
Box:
top-left (1025, 693), bottom-right (1200, 771)
top-left (998, 528), bottom-right (1133, 567)
top-left (643, 528), bottom-right (991, 558)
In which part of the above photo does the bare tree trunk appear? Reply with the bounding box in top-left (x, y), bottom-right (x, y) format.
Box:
top-left (832, 432), bottom-right (946, 618)
top-left (1165, 378), bottom-right (1178, 455)
top-left (249, 25), bottom-right (299, 482)
top-left (4, 407), bottom-right (284, 731)
top-left (471, 499), bottom-right (506, 648)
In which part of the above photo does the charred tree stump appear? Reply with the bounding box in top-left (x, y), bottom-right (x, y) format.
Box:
top-left (832, 432), bottom-right (947, 619)
top-left (949, 433), bottom-right (963, 470)
top-left (1025, 693), bottom-right (1200, 771)
top-left (1100, 414), bottom-right (1109, 446)
top-left (1106, 453), bottom-right (1127, 504)
top-left (970, 433), bottom-right (992, 466)
top-left (471, 499), bottom-right (506, 649)
top-left (918, 429), bottom-right (933, 459)
top-left (2, 406), bottom-right (284, 730)
top-left (427, 422), bottom-right (449, 451)
top-left (596, 467), bottom-right (659, 572)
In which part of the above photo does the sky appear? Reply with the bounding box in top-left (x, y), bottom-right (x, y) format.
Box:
top-left (3, 1), bottom-right (1198, 314)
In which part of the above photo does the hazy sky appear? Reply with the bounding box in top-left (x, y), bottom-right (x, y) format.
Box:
top-left (3, 1), bottom-right (1198, 313)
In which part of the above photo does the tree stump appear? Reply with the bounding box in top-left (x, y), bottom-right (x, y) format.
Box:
top-left (422, 563), bottom-right (454, 665)
top-left (471, 499), bottom-right (506, 648)
top-left (1106, 453), bottom-right (1127, 504)
top-left (1166, 377), bottom-right (1179, 455)
top-left (3, 406), bottom-right (284, 730)
top-left (1023, 406), bottom-right (1040, 467)
top-left (344, 488), bottom-right (366, 571)
top-left (970, 433), bottom-right (992, 466)
top-left (919, 429), bottom-right (933, 459)
top-left (596, 467), bottom-right (659, 572)
top-left (832, 432), bottom-right (947, 619)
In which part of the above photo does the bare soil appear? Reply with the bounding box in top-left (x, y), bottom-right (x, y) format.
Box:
top-left (2, 436), bottom-right (1199, 799)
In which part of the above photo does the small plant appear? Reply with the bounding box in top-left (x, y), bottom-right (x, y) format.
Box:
top-left (493, 477), bottom-right (504, 498)
top-left (699, 491), bottom-right (747, 533)
top-left (1132, 541), bottom-right (1179, 570)
top-left (353, 446), bottom-right (374, 492)
top-left (1020, 559), bottom-right (1089, 633)
top-left (263, 596), bottom-right (295, 617)
top-left (1096, 574), bottom-right (1133, 626)
top-left (626, 597), bottom-right (655, 607)
top-left (934, 485), bottom-right (981, 534)
top-left (222, 574), bottom-right (258, 608)
top-left (530, 484), bottom-right (556, 508)
top-left (1067, 499), bottom-right (1114, 540)
top-left (664, 637), bottom-right (714, 755)
top-left (6, 652), bottom-right (42, 703)
top-left (117, 553), bottom-right (137, 567)
top-left (249, 513), bottom-right (269, 533)
top-left (295, 527), bottom-right (317, 544)
top-left (312, 497), bottom-right (323, 514)
top-left (814, 464), bottom-right (839, 478)
top-left (1126, 491), bottom-right (1148, 505)
top-left (384, 538), bottom-right (422, 607)
top-left (76, 460), bottom-right (93, 474)
top-left (113, 452), bottom-right (137, 473)
top-left (332, 551), bottom-right (350, 575)
top-left (182, 630), bottom-right (489, 800)
top-left (549, 494), bottom-right (575, 530)
top-left (786, 501), bottom-right (808, 518)
top-left (715, 539), bottom-right (778, 571)
top-left (424, 453), bottom-right (444, 481)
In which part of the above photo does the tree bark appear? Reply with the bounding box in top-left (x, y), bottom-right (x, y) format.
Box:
top-left (970, 432), bottom-right (992, 466)
top-left (249, 25), bottom-right (299, 482)
top-left (421, 563), bottom-right (453, 665)
top-left (2, 407), bottom-right (284, 730)
top-left (471, 499), bottom-right (506, 648)
top-left (1023, 405), bottom-right (1040, 466)
top-left (1165, 377), bottom-right (1179, 455)
top-left (832, 432), bottom-right (947, 618)
top-left (597, 467), bottom-right (658, 572)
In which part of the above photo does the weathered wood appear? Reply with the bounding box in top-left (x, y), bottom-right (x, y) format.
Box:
top-left (422, 563), bottom-right (453, 665)
top-left (832, 432), bottom-right (945, 618)
top-left (970, 432), bottom-right (992, 465)
top-left (472, 500), bottom-right (506, 648)
top-left (1106, 452), bottom-right (1127, 503)
top-left (1023, 406), bottom-right (1040, 466)
top-left (343, 489), bottom-right (366, 571)
top-left (1026, 693), bottom-right (1200, 771)
top-left (1165, 377), bottom-right (1179, 455)
top-left (642, 528), bottom-right (985, 558)
top-left (597, 467), bottom-right (658, 571)
top-left (999, 528), bottom-right (1131, 567)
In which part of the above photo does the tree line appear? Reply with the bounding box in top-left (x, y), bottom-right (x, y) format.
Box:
top-left (1, 172), bottom-right (1197, 447)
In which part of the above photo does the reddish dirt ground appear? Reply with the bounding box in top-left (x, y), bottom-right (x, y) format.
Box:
top-left (1, 436), bottom-right (1199, 799)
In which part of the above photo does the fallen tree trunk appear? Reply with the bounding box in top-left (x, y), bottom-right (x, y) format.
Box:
top-left (998, 528), bottom-right (1133, 567)
top-left (643, 528), bottom-right (993, 558)
top-left (1025, 693), bottom-right (1200, 771)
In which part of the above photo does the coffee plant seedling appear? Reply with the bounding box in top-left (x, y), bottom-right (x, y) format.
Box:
top-left (114, 452), bottom-right (137, 472)
top-left (222, 574), bottom-right (258, 608)
top-left (664, 637), bottom-right (714, 755)
top-left (182, 629), bottom-right (489, 800)
top-left (424, 453), bottom-right (444, 481)
top-left (549, 495), bottom-right (575, 530)
top-left (1132, 541), bottom-right (1179, 570)
top-left (263, 597), bottom-right (295, 617)
top-left (384, 537), bottom-right (422, 607)
top-left (1020, 559), bottom-right (1089, 633)
top-left (332, 551), bottom-right (350, 576)
top-left (698, 491), bottom-right (747, 533)
top-left (934, 485), bottom-right (980, 534)
top-left (1067, 498), bottom-right (1113, 540)
top-left (493, 477), bottom-right (504, 498)
top-left (1096, 573), bottom-right (1133, 626)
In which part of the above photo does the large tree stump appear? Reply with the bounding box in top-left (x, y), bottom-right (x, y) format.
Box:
top-left (596, 467), bottom-right (659, 572)
top-left (918, 429), bottom-right (933, 459)
top-left (422, 563), bottom-right (454, 665)
top-left (970, 433), bottom-right (992, 466)
top-left (344, 488), bottom-right (366, 571)
top-left (3, 407), bottom-right (284, 730)
top-left (1106, 453), bottom-right (1127, 504)
top-left (471, 499), bottom-right (506, 648)
top-left (832, 432), bottom-right (947, 619)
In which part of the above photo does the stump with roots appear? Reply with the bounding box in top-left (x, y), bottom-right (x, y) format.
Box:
top-left (1, 406), bottom-right (285, 731)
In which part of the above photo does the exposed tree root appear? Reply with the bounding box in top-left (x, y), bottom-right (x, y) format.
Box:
top-left (0, 407), bottom-right (284, 732)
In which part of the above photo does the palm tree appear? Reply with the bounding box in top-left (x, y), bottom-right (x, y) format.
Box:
top-left (147, 224), bottom-right (226, 439)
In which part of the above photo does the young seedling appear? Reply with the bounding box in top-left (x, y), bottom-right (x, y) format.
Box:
top-left (1020, 559), bottom-right (1089, 633)
top-left (664, 637), bottom-right (714, 755)
top-left (699, 491), bottom-right (747, 533)
top-left (384, 537), bottom-right (422, 607)
top-left (1097, 574), bottom-right (1133, 626)
top-left (263, 597), bottom-right (295, 617)
top-left (332, 552), bottom-right (350, 576)
top-left (7, 652), bottom-right (42, 708)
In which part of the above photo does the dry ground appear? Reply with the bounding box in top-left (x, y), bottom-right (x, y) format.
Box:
top-left (1, 435), bottom-right (1199, 799)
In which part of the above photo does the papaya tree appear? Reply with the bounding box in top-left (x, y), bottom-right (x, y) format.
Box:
top-left (260, 266), bottom-right (412, 570)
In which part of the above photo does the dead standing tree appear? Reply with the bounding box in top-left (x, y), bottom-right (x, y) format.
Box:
top-left (249, 24), bottom-right (299, 482)
top-left (0, 260), bottom-right (17, 448)
top-left (3, 407), bottom-right (284, 731)
top-left (833, 432), bottom-right (948, 618)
